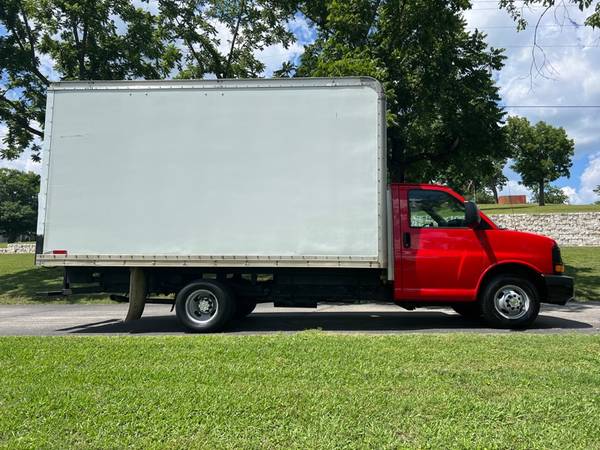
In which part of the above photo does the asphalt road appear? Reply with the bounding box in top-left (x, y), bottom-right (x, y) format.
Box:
top-left (0, 302), bottom-right (599, 335)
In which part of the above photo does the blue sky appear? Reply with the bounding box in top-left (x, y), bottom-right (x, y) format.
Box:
top-left (2, 2), bottom-right (599, 203)
top-left (464, 3), bottom-right (600, 203)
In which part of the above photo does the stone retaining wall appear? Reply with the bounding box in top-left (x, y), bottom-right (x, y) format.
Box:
top-left (0, 243), bottom-right (36, 254)
top-left (489, 212), bottom-right (600, 247)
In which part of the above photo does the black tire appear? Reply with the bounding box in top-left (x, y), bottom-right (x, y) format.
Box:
top-left (480, 275), bottom-right (540, 329)
top-left (452, 303), bottom-right (482, 319)
top-left (233, 298), bottom-right (257, 319)
top-left (175, 280), bottom-right (235, 332)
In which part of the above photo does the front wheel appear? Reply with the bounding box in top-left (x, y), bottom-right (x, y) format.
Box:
top-left (175, 280), bottom-right (235, 332)
top-left (480, 275), bottom-right (540, 329)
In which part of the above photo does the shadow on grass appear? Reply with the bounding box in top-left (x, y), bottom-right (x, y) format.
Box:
top-left (0, 265), bottom-right (108, 304)
top-left (566, 263), bottom-right (600, 302)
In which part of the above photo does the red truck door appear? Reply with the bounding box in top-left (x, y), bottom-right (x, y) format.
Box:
top-left (393, 185), bottom-right (492, 302)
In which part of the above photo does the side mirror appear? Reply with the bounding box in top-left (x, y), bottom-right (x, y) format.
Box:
top-left (464, 201), bottom-right (481, 228)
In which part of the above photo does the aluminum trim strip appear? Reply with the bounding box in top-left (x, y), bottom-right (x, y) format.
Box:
top-left (37, 254), bottom-right (382, 268)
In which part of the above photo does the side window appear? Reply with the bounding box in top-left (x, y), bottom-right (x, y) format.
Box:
top-left (409, 190), bottom-right (466, 228)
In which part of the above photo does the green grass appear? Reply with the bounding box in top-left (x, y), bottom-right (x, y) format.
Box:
top-left (563, 247), bottom-right (600, 302)
top-left (0, 254), bottom-right (111, 304)
top-left (479, 203), bottom-right (600, 215)
top-left (1, 248), bottom-right (599, 303)
top-left (0, 241), bottom-right (34, 248)
top-left (0, 334), bottom-right (598, 449)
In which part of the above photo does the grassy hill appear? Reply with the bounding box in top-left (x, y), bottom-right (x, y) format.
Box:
top-left (479, 203), bottom-right (600, 215)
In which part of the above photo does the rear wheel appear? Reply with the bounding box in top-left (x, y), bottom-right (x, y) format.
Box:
top-left (481, 275), bottom-right (540, 329)
top-left (452, 303), bottom-right (482, 319)
top-left (175, 280), bottom-right (235, 332)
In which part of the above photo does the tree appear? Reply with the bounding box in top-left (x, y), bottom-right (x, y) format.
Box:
top-left (292, 0), bottom-right (510, 188)
top-left (158, 0), bottom-right (295, 79)
top-left (506, 117), bottom-right (574, 206)
top-left (531, 184), bottom-right (568, 205)
top-left (0, 0), bottom-right (178, 162)
top-left (469, 188), bottom-right (496, 205)
top-left (0, 168), bottom-right (39, 242)
top-left (594, 185), bottom-right (600, 205)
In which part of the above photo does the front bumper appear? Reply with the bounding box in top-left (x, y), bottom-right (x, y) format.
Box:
top-left (542, 275), bottom-right (574, 305)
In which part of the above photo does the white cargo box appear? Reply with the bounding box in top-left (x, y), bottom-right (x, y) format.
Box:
top-left (37, 77), bottom-right (387, 268)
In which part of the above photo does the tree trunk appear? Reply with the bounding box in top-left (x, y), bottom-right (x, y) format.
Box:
top-left (491, 184), bottom-right (499, 204)
top-left (388, 133), bottom-right (405, 182)
top-left (538, 180), bottom-right (545, 206)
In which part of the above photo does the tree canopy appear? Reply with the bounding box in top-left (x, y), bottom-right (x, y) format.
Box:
top-left (293, 0), bottom-right (509, 189)
top-left (2, 0), bottom-right (598, 194)
top-left (506, 116), bottom-right (574, 206)
top-left (159, 0), bottom-right (295, 79)
top-left (0, 168), bottom-right (39, 241)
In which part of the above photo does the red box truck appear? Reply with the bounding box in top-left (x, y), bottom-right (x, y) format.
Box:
top-left (36, 78), bottom-right (573, 331)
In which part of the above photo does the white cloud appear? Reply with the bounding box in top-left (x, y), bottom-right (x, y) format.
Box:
top-left (0, 125), bottom-right (41, 174)
top-left (38, 53), bottom-right (60, 81)
top-left (560, 186), bottom-right (582, 204)
top-left (578, 151), bottom-right (600, 203)
top-left (553, 151), bottom-right (600, 204)
top-left (256, 41), bottom-right (304, 76)
top-left (132, 0), bottom-right (159, 15)
top-left (0, 153), bottom-right (41, 174)
top-left (255, 15), bottom-right (311, 76)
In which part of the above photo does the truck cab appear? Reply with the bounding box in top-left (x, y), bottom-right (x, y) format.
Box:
top-left (391, 183), bottom-right (573, 328)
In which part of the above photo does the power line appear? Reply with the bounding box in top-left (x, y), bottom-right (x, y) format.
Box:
top-left (497, 44), bottom-right (600, 47)
top-left (500, 105), bottom-right (600, 108)
top-left (467, 24), bottom-right (584, 28)
top-left (470, 5), bottom-right (581, 9)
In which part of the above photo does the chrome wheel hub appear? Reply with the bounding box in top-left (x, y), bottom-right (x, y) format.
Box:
top-left (185, 289), bottom-right (218, 324)
top-left (494, 285), bottom-right (530, 320)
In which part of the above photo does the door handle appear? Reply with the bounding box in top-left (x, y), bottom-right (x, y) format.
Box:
top-left (403, 232), bottom-right (411, 249)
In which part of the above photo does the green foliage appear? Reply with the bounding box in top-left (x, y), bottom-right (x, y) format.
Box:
top-left (294, 0), bottom-right (509, 188)
top-left (506, 116), bottom-right (574, 206)
top-left (469, 189), bottom-right (496, 204)
top-left (594, 185), bottom-right (600, 204)
top-left (0, 168), bottom-right (39, 241)
top-left (159, 0), bottom-right (295, 79)
top-left (531, 184), bottom-right (568, 205)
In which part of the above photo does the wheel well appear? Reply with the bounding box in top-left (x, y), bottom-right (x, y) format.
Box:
top-left (477, 263), bottom-right (546, 301)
